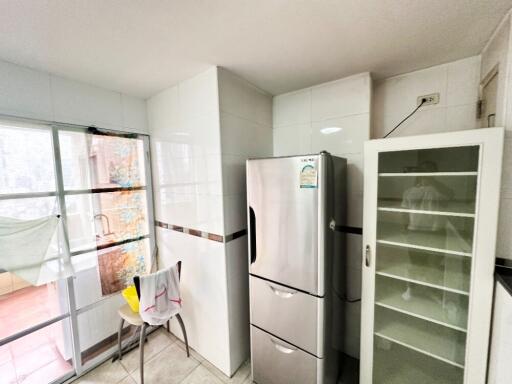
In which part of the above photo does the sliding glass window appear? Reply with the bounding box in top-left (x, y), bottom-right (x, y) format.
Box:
top-left (0, 120), bottom-right (155, 383)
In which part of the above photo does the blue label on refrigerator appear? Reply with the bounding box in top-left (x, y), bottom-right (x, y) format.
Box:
top-left (299, 162), bottom-right (318, 188)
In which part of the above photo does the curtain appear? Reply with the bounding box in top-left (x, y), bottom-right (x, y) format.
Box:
top-left (0, 215), bottom-right (73, 285)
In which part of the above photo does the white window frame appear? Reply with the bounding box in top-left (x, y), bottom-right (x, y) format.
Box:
top-left (0, 119), bottom-right (156, 383)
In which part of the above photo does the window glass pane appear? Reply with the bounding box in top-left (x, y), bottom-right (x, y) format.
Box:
top-left (0, 274), bottom-right (69, 340)
top-left (98, 239), bottom-right (151, 296)
top-left (378, 146), bottom-right (479, 173)
top-left (0, 124), bottom-right (56, 194)
top-left (0, 196), bottom-right (57, 219)
top-left (59, 131), bottom-right (146, 190)
top-left (72, 238), bottom-right (151, 307)
top-left (66, 191), bottom-right (149, 253)
top-left (1, 318), bottom-right (73, 384)
top-left (77, 294), bottom-right (136, 365)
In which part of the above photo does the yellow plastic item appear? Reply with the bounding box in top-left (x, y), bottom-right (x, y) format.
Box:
top-left (122, 285), bottom-right (140, 313)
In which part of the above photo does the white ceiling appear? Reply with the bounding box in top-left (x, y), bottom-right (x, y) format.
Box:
top-left (0, 0), bottom-right (510, 98)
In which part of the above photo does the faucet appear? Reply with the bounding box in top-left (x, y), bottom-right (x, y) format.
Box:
top-left (94, 213), bottom-right (114, 237)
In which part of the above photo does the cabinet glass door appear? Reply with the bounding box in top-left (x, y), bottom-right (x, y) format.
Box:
top-left (372, 145), bottom-right (479, 384)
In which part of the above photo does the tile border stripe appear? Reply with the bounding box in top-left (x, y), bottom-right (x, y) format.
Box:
top-left (155, 220), bottom-right (247, 243)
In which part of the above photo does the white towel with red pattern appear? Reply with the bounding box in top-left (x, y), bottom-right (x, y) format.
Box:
top-left (139, 264), bottom-right (182, 325)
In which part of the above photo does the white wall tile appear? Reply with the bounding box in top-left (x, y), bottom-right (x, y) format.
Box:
top-left (178, 67), bottom-right (219, 120)
top-left (154, 190), bottom-right (224, 235)
top-left (446, 56), bottom-right (481, 107)
top-left (379, 107), bottom-right (447, 138)
top-left (345, 153), bottom-right (364, 197)
top-left (496, 197), bottom-right (512, 259)
top-left (488, 282), bottom-right (512, 384)
top-left (372, 56), bottom-right (480, 139)
top-left (0, 60), bottom-right (53, 121)
top-left (445, 104), bottom-right (479, 131)
top-left (481, 16), bottom-right (509, 128)
top-left (0, 59), bottom-right (147, 133)
top-left (273, 123), bottom-right (311, 156)
top-left (311, 73), bottom-right (371, 121)
top-left (182, 113), bottom-right (222, 157)
top-left (500, 133), bottom-right (512, 198)
top-left (344, 302), bottom-right (361, 359)
top-left (273, 89), bottom-right (311, 127)
top-left (346, 233), bottom-right (363, 271)
top-left (152, 151), bottom-right (223, 197)
top-left (346, 266), bottom-right (362, 303)
top-left (220, 112), bottom-right (272, 157)
top-left (222, 155), bottom-right (247, 196)
top-left (0, 60), bottom-right (10, 111)
top-left (147, 85), bottom-right (180, 137)
top-left (121, 94), bottom-right (148, 132)
top-left (225, 236), bottom-right (250, 372)
top-left (311, 113), bottom-right (370, 155)
top-left (51, 75), bottom-right (123, 128)
top-left (218, 68), bottom-right (272, 127)
top-left (223, 193), bottom-right (247, 235)
top-left (157, 228), bottom-right (231, 375)
top-left (347, 193), bottom-right (364, 228)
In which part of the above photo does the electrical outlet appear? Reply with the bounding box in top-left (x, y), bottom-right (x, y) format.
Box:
top-left (417, 93), bottom-right (440, 106)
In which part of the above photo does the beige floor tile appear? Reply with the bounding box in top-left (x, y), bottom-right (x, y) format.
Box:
top-left (118, 376), bottom-right (137, 384)
top-left (202, 359), bottom-right (251, 384)
top-left (173, 339), bottom-right (204, 363)
top-left (74, 361), bottom-right (128, 384)
top-left (120, 329), bottom-right (176, 373)
top-left (181, 365), bottom-right (224, 384)
top-left (131, 343), bottom-right (200, 384)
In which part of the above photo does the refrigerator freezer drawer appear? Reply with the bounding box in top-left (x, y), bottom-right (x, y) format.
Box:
top-left (251, 325), bottom-right (320, 384)
top-left (250, 275), bottom-right (323, 357)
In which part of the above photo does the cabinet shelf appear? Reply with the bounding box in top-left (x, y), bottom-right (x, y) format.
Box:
top-left (377, 219), bottom-right (473, 256)
top-left (377, 239), bottom-right (472, 257)
top-left (377, 206), bottom-right (475, 218)
top-left (375, 275), bottom-right (468, 332)
top-left (376, 243), bottom-right (471, 294)
top-left (375, 306), bottom-right (466, 368)
top-left (375, 271), bottom-right (469, 295)
top-left (378, 172), bottom-right (478, 177)
top-left (373, 335), bottom-right (464, 384)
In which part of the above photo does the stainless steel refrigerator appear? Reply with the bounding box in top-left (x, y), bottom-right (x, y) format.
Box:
top-left (247, 152), bottom-right (346, 384)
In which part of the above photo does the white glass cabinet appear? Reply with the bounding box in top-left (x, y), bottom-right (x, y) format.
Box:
top-left (360, 128), bottom-right (504, 384)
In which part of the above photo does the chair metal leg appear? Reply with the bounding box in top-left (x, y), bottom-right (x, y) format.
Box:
top-left (166, 319), bottom-right (170, 333)
top-left (176, 314), bottom-right (189, 357)
top-left (117, 318), bottom-right (124, 361)
top-left (139, 323), bottom-right (147, 384)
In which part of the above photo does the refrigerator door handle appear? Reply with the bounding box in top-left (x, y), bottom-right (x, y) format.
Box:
top-left (270, 337), bottom-right (297, 354)
top-left (249, 206), bottom-right (257, 264)
top-left (267, 283), bottom-right (297, 298)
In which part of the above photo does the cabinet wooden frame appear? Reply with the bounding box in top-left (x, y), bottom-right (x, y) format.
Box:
top-left (360, 127), bottom-right (504, 384)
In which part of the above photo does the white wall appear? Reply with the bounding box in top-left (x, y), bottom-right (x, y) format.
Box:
top-left (481, 15), bottom-right (510, 129)
top-left (480, 13), bottom-right (512, 262)
top-left (0, 59), bottom-right (147, 133)
top-left (372, 55), bottom-right (481, 139)
top-left (488, 281), bottom-right (512, 384)
top-left (273, 72), bottom-right (372, 358)
top-left (0, 58), bottom-right (149, 358)
top-left (147, 67), bottom-right (232, 374)
top-left (148, 66), bottom-right (272, 376)
top-left (148, 68), bottom-right (223, 235)
top-left (217, 67), bottom-right (273, 372)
